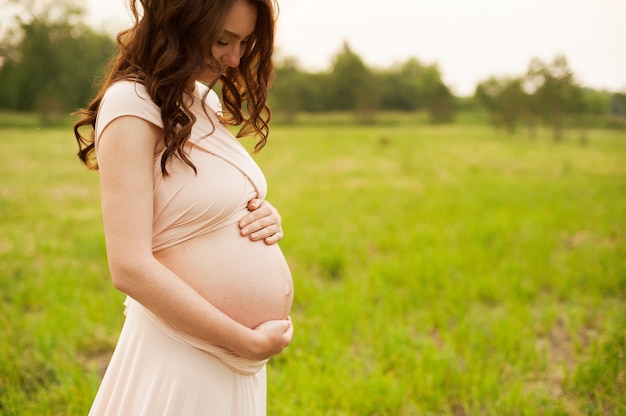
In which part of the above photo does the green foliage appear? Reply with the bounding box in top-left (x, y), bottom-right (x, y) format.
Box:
top-left (272, 46), bottom-right (458, 124)
top-left (475, 76), bottom-right (525, 133)
top-left (1, 119), bottom-right (624, 414)
top-left (377, 58), bottom-right (456, 123)
top-left (474, 56), bottom-right (625, 138)
top-left (2, 3), bottom-right (620, 131)
top-left (525, 56), bottom-right (578, 140)
top-left (377, 58), bottom-right (425, 111)
top-left (568, 314), bottom-right (625, 415)
top-left (427, 81), bottom-right (455, 123)
top-left (271, 62), bottom-right (328, 119)
top-left (0, 126), bottom-right (122, 414)
top-left (0, 0), bottom-right (117, 116)
top-left (612, 93), bottom-right (626, 118)
top-left (273, 46), bottom-right (622, 128)
top-left (325, 42), bottom-right (373, 112)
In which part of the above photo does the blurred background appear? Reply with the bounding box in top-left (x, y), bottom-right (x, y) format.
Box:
top-left (86, 0), bottom-right (626, 96)
top-left (0, 0), bottom-right (625, 128)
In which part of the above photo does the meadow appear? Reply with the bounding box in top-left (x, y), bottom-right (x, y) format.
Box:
top-left (0, 114), bottom-right (624, 415)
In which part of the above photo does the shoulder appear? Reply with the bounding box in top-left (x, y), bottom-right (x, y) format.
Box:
top-left (194, 81), bottom-right (223, 115)
top-left (96, 80), bottom-right (163, 141)
top-left (101, 80), bottom-right (157, 113)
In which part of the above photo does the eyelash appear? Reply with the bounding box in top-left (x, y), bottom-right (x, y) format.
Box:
top-left (216, 40), bottom-right (250, 47)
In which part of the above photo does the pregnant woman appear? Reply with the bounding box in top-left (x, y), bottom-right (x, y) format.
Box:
top-left (73, 0), bottom-right (292, 414)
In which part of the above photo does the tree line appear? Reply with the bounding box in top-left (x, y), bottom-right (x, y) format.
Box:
top-left (271, 43), bottom-right (456, 124)
top-left (0, 0), bottom-right (117, 120)
top-left (273, 48), bottom-right (626, 136)
top-left (1, 0), bottom-right (624, 134)
top-left (474, 56), bottom-right (626, 140)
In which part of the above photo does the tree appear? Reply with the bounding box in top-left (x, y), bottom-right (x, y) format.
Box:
top-left (376, 58), bottom-right (456, 122)
top-left (427, 80), bottom-right (455, 123)
top-left (405, 60), bottom-right (455, 123)
top-left (475, 76), bottom-right (525, 134)
top-left (0, 0), bottom-right (116, 117)
top-left (271, 58), bottom-right (304, 122)
top-left (568, 86), bottom-right (613, 144)
top-left (611, 93), bottom-right (626, 118)
top-left (326, 41), bottom-right (378, 120)
top-left (271, 58), bottom-right (331, 120)
top-left (378, 58), bottom-right (424, 111)
top-left (524, 56), bottom-right (578, 141)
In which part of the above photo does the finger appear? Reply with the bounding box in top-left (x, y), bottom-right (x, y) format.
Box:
top-left (283, 319), bottom-right (294, 344)
top-left (239, 204), bottom-right (271, 230)
top-left (251, 223), bottom-right (282, 241)
top-left (247, 198), bottom-right (264, 210)
top-left (263, 231), bottom-right (284, 245)
top-left (242, 218), bottom-right (275, 238)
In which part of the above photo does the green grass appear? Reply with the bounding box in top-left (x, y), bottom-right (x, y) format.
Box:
top-left (1, 118), bottom-right (625, 415)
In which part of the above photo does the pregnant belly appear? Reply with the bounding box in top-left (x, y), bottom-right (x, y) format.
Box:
top-left (154, 224), bottom-right (294, 329)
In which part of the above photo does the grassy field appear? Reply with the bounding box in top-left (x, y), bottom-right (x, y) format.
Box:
top-left (0, 115), bottom-right (624, 415)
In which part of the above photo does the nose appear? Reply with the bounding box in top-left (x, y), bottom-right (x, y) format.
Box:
top-left (221, 49), bottom-right (241, 69)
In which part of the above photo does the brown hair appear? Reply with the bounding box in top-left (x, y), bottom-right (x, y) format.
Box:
top-left (73, 0), bottom-right (277, 175)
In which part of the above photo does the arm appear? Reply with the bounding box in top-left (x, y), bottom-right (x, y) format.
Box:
top-left (97, 116), bottom-right (292, 360)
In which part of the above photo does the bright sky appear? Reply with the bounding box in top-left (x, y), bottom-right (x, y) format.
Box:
top-left (87, 0), bottom-right (626, 96)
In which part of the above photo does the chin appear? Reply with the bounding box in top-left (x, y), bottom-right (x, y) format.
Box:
top-left (196, 68), bottom-right (221, 86)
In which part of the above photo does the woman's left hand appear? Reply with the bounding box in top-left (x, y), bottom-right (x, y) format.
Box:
top-left (239, 199), bottom-right (284, 245)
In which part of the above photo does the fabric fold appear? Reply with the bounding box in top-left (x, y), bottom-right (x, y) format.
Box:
top-left (89, 298), bottom-right (267, 416)
top-left (127, 297), bottom-right (268, 375)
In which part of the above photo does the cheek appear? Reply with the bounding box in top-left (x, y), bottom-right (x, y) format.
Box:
top-left (210, 45), bottom-right (226, 62)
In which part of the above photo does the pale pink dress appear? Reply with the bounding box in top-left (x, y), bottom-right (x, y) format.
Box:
top-left (89, 81), bottom-right (272, 415)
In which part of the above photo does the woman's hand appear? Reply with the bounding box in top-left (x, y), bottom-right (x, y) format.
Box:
top-left (240, 317), bottom-right (293, 360)
top-left (239, 199), bottom-right (284, 245)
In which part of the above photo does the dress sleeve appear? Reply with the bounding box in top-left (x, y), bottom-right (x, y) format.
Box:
top-left (206, 89), bottom-right (223, 115)
top-left (94, 81), bottom-right (163, 152)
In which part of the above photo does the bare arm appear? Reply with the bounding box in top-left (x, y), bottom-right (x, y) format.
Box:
top-left (97, 116), bottom-right (292, 360)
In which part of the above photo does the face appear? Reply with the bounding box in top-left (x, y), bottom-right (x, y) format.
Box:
top-left (196, 0), bottom-right (258, 85)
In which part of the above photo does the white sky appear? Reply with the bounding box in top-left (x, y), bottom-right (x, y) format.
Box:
top-left (86, 0), bottom-right (626, 96)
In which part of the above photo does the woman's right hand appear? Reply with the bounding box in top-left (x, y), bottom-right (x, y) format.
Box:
top-left (242, 317), bottom-right (293, 360)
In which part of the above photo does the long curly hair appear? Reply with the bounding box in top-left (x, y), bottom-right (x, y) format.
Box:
top-left (73, 0), bottom-right (277, 175)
